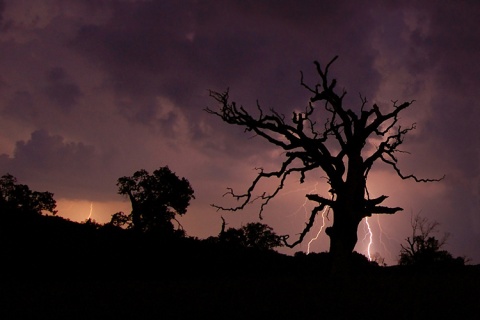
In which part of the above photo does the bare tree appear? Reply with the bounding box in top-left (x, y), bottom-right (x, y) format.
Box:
top-left (399, 213), bottom-right (461, 266)
top-left (206, 56), bottom-right (443, 271)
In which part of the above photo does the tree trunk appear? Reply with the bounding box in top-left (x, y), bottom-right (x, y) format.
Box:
top-left (327, 153), bottom-right (365, 274)
top-left (326, 208), bottom-right (362, 275)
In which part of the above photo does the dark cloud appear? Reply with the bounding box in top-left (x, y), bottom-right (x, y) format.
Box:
top-left (0, 0), bottom-right (5, 27)
top-left (65, 0), bottom-right (384, 167)
top-left (44, 67), bottom-right (83, 111)
top-left (69, 0), bottom-right (383, 125)
top-left (3, 90), bottom-right (37, 121)
top-left (0, 130), bottom-right (118, 200)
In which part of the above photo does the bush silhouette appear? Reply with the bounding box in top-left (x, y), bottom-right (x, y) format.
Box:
top-left (399, 213), bottom-right (465, 267)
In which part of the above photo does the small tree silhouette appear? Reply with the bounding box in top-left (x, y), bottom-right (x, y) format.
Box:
top-left (218, 218), bottom-right (283, 251)
top-left (241, 222), bottom-right (283, 251)
top-left (114, 167), bottom-right (194, 235)
top-left (0, 173), bottom-right (57, 215)
top-left (399, 213), bottom-right (464, 266)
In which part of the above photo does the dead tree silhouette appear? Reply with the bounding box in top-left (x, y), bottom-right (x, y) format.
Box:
top-left (206, 56), bottom-right (443, 273)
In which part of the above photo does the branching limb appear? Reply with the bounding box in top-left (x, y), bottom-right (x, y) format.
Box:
top-left (173, 217), bottom-right (184, 231)
top-left (363, 122), bottom-right (438, 183)
top-left (362, 194), bottom-right (403, 217)
top-left (282, 192), bottom-right (334, 248)
top-left (282, 203), bottom-right (327, 248)
top-left (211, 156), bottom-right (320, 219)
top-left (305, 194), bottom-right (335, 207)
top-left (380, 155), bottom-right (445, 182)
top-left (364, 100), bottom-right (415, 138)
top-left (206, 85), bottom-right (346, 219)
top-left (206, 90), bottom-right (300, 150)
top-left (368, 206), bottom-right (403, 215)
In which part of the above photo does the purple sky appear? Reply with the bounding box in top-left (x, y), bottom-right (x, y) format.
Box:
top-left (1, 0), bottom-right (480, 265)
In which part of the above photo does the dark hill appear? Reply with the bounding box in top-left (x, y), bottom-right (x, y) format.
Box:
top-left (1, 212), bottom-right (479, 319)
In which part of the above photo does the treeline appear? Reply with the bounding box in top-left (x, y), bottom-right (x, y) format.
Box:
top-left (2, 202), bottom-right (358, 280)
top-left (0, 172), bottom-right (376, 280)
top-left (0, 171), bottom-right (467, 281)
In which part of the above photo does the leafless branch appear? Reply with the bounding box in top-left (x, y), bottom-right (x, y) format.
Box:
top-left (283, 204), bottom-right (328, 248)
top-left (211, 157), bottom-right (320, 219)
top-left (381, 155), bottom-right (445, 182)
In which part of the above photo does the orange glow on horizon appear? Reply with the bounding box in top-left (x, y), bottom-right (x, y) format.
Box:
top-left (55, 199), bottom-right (131, 224)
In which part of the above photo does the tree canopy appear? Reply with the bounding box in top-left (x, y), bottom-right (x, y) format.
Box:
top-left (0, 173), bottom-right (57, 215)
top-left (217, 219), bottom-right (283, 251)
top-left (115, 167), bottom-right (195, 234)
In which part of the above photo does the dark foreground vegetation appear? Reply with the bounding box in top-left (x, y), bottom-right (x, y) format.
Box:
top-left (1, 210), bottom-right (479, 320)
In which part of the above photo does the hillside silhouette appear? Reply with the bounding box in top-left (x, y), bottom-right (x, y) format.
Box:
top-left (1, 210), bottom-right (480, 319)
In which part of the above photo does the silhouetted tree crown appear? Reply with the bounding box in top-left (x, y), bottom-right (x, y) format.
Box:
top-left (206, 56), bottom-right (443, 271)
top-left (115, 167), bottom-right (194, 234)
top-left (399, 213), bottom-right (464, 266)
top-left (0, 173), bottom-right (57, 215)
top-left (218, 219), bottom-right (283, 251)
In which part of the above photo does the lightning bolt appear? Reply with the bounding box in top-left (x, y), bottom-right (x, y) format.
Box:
top-left (282, 181), bottom-right (390, 260)
top-left (306, 206), bottom-right (329, 254)
top-left (375, 215), bottom-right (398, 264)
top-left (376, 216), bottom-right (389, 257)
top-left (87, 202), bottom-right (93, 220)
top-left (280, 180), bottom-right (398, 263)
top-left (359, 215), bottom-right (400, 264)
top-left (364, 217), bottom-right (373, 261)
top-left (299, 183), bottom-right (328, 254)
top-left (281, 182), bottom-right (331, 254)
top-left (285, 182), bottom-right (319, 219)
